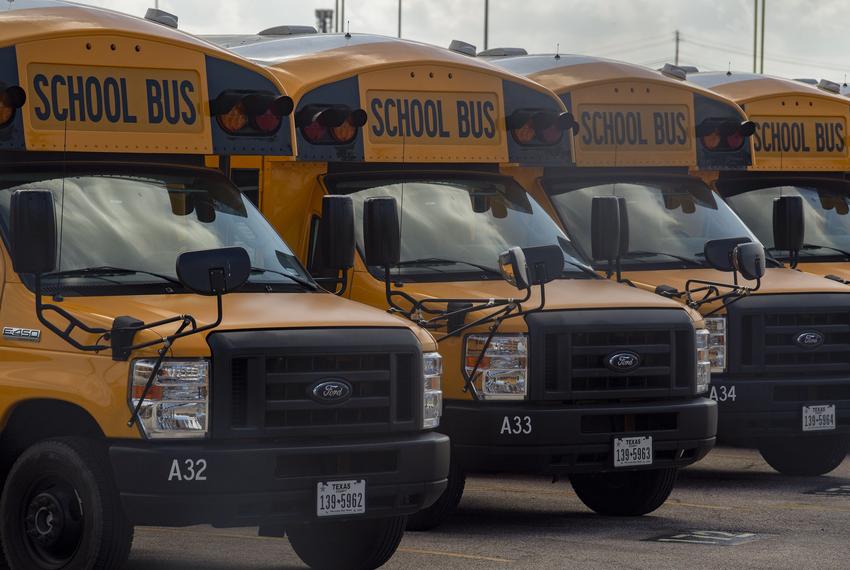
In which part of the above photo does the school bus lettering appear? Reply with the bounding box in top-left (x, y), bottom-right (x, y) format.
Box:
top-left (751, 117), bottom-right (846, 156)
top-left (577, 104), bottom-right (690, 150)
top-left (26, 63), bottom-right (203, 133)
top-left (367, 90), bottom-right (500, 145)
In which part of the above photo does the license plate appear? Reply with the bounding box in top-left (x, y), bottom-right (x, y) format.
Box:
top-left (803, 405), bottom-right (836, 432)
top-left (614, 436), bottom-right (653, 467)
top-left (317, 480), bottom-right (366, 517)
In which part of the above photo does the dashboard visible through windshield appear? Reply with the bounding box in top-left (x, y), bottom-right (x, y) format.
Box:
top-left (722, 178), bottom-right (850, 260)
top-left (0, 165), bottom-right (312, 293)
top-left (326, 173), bottom-right (592, 280)
top-left (545, 176), bottom-right (759, 269)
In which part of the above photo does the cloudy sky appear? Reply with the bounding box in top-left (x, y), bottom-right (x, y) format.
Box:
top-left (74, 0), bottom-right (849, 83)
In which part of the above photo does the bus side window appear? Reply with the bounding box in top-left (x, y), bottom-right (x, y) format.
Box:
top-left (231, 169), bottom-right (260, 206)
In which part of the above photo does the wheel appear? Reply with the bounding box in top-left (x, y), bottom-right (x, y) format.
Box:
top-left (287, 515), bottom-right (406, 570)
top-left (0, 438), bottom-right (134, 570)
top-left (758, 436), bottom-right (849, 476)
top-left (570, 467), bottom-right (678, 516)
top-left (406, 461), bottom-right (465, 531)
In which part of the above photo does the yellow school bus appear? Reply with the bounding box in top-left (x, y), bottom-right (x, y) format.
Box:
top-left (0, 3), bottom-right (450, 569)
top-left (486, 53), bottom-right (850, 476)
top-left (210, 31), bottom-right (718, 529)
top-left (688, 73), bottom-right (850, 282)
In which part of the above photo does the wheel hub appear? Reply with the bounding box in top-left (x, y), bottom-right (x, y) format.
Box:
top-left (25, 493), bottom-right (65, 546)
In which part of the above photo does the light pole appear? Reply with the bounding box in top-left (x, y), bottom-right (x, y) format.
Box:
top-left (483, 0), bottom-right (489, 50)
top-left (398, 0), bottom-right (402, 38)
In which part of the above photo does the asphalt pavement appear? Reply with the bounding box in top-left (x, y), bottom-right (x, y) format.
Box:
top-left (127, 446), bottom-right (850, 569)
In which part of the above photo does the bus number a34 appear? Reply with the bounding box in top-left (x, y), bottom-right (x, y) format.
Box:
top-left (709, 385), bottom-right (736, 402)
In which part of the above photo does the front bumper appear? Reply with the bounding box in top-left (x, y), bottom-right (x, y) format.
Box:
top-left (441, 397), bottom-right (716, 475)
top-left (712, 375), bottom-right (850, 444)
top-left (109, 432), bottom-right (449, 527)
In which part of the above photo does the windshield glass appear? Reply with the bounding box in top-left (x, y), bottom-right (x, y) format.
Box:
top-left (545, 176), bottom-right (759, 268)
top-left (0, 166), bottom-right (311, 290)
top-left (722, 179), bottom-right (850, 259)
top-left (328, 174), bottom-right (591, 278)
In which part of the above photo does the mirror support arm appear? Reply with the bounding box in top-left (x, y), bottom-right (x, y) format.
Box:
top-left (685, 275), bottom-right (761, 316)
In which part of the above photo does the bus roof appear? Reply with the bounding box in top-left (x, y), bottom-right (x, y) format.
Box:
top-left (0, 0), bottom-right (293, 156)
top-left (687, 71), bottom-right (850, 106)
top-left (0, 0), bottom-right (236, 62)
top-left (220, 33), bottom-right (555, 99)
top-left (487, 54), bottom-right (737, 105)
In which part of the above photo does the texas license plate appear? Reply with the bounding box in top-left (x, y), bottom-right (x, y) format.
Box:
top-left (803, 405), bottom-right (836, 432)
top-left (317, 480), bottom-right (366, 517)
top-left (614, 436), bottom-right (653, 467)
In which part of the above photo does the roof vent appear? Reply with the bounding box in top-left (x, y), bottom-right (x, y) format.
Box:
top-left (794, 78), bottom-right (817, 85)
top-left (659, 63), bottom-right (689, 80)
top-left (259, 25), bottom-right (318, 36)
top-left (817, 79), bottom-right (841, 94)
top-left (448, 39), bottom-right (477, 57)
top-left (144, 8), bottom-right (178, 29)
top-left (478, 47), bottom-right (528, 57)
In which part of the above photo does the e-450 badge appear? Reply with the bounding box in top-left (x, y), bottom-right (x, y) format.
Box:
top-left (2, 327), bottom-right (41, 342)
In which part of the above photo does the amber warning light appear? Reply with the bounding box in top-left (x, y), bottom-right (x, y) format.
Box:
top-left (0, 85), bottom-right (26, 128)
top-left (210, 91), bottom-right (294, 135)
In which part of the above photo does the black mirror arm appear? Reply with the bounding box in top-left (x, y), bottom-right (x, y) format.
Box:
top-left (126, 294), bottom-right (225, 428)
top-left (684, 276), bottom-right (761, 317)
top-left (458, 281), bottom-right (548, 400)
top-left (33, 275), bottom-right (111, 352)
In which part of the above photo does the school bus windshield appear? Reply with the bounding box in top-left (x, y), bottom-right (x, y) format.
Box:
top-left (723, 178), bottom-right (850, 259)
top-left (546, 176), bottom-right (759, 268)
top-left (0, 166), bottom-right (310, 291)
top-left (328, 174), bottom-right (590, 278)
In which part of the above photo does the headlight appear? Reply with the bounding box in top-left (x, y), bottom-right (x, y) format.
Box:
top-left (423, 352), bottom-right (443, 429)
top-left (130, 359), bottom-right (209, 439)
top-left (465, 333), bottom-right (527, 400)
top-left (704, 317), bottom-right (727, 372)
top-left (695, 329), bottom-right (711, 395)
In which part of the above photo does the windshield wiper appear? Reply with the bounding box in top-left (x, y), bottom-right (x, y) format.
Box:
top-left (562, 258), bottom-right (600, 278)
top-left (623, 250), bottom-right (702, 265)
top-left (801, 243), bottom-right (850, 257)
top-left (396, 258), bottom-right (502, 275)
top-left (250, 267), bottom-right (318, 291)
top-left (44, 266), bottom-right (182, 286)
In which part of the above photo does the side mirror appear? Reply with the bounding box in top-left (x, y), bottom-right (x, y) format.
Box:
top-left (522, 244), bottom-right (564, 286)
top-left (591, 196), bottom-right (622, 261)
top-left (499, 246), bottom-right (530, 290)
top-left (10, 190), bottom-right (57, 275)
top-left (363, 197), bottom-right (400, 267)
top-left (703, 237), bottom-right (751, 272)
top-left (773, 196), bottom-right (804, 252)
top-left (176, 247), bottom-right (250, 296)
top-left (318, 195), bottom-right (355, 271)
top-left (733, 241), bottom-right (766, 280)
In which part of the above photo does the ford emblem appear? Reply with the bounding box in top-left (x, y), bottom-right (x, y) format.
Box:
top-left (795, 330), bottom-right (824, 349)
top-left (605, 351), bottom-right (641, 373)
top-left (309, 378), bottom-right (353, 404)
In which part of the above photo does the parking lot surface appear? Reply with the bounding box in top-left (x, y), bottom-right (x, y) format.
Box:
top-left (128, 446), bottom-right (850, 569)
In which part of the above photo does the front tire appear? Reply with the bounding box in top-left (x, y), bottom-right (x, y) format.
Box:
top-left (570, 467), bottom-right (678, 516)
top-left (758, 436), bottom-right (849, 476)
top-left (287, 515), bottom-right (406, 570)
top-left (406, 461), bottom-right (465, 531)
top-left (0, 437), bottom-right (133, 570)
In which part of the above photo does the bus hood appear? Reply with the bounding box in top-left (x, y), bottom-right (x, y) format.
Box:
top-left (3, 285), bottom-right (436, 357)
top-left (622, 266), bottom-right (850, 299)
top-left (796, 262), bottom-right (850, 285)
